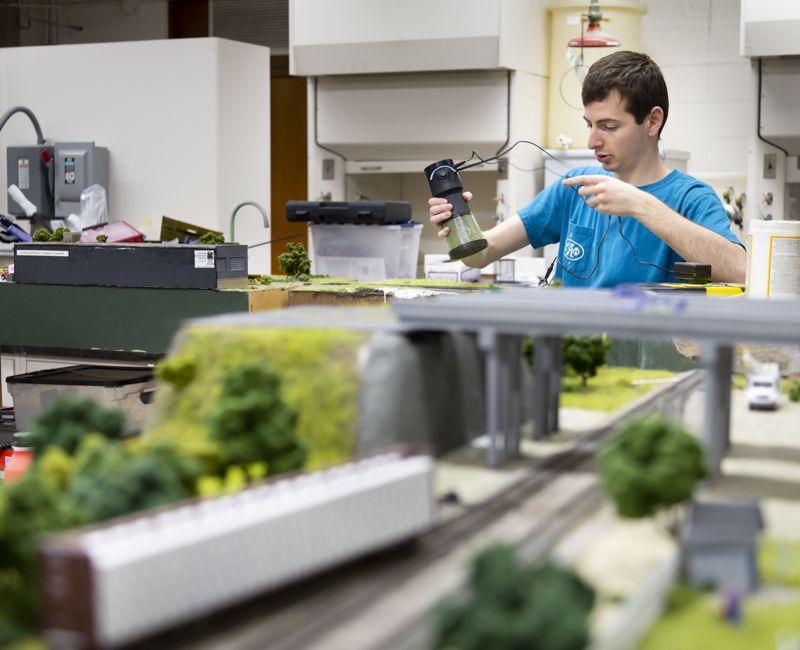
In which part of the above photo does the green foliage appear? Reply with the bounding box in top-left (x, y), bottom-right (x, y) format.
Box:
top-left (522, 337), bottom-right (535, 369)
top-left (209, 362), bottom-right (305, 475)
top-left (49, 227), bottom-right (68, 242)
top-left (32, 227), bottom-right (71, 242)
top-left (433, 545), bottom-right (595, 650)
top-left (0, 467), bottom-right (88, 638)
top-left (148, 326), bottom-right (364, 470)
top-left (521, 336), bottom-right (611, 388)
top-left (27, 394), bottom-right (125, 456)
top-left (198, 231), bottom-right (225, 245)
top-left (155, 354), bottom-right (197, 390)
top-left (277, 242), bottom-right (311, 278)
top-left (788, 380), bottom-right (800, 403)
top-left (69, 436), bottom-right (200, 522)
top-left (95, 234), bottom-right (108, 243)
top-left (563, 335), bottom-right (611, 387)
top-left (599, 415), bottom-right (706, 519)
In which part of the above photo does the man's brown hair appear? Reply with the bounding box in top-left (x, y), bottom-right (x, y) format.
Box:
top-left (582, 50), bottom-right (669, 137)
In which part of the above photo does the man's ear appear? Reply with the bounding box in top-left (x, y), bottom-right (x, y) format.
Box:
top-left (647, 107), bottom-right (665, 137)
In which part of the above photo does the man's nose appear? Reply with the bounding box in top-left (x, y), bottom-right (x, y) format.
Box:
top-left (587, 129), bottom-right (602, 150)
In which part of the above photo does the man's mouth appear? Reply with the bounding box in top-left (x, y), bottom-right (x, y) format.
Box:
top-left (595, 153), bottom-right (611, 164)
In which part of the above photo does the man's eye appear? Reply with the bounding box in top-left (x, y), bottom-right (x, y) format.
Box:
top-left (604, 126), bottom-right (617, 132)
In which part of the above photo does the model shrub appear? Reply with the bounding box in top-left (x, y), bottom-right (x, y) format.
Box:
top-left (278, 242), bottom-right (311, 278)
top-left (788, 380), bottom-right (800, 403)
top-left (599, 415), bottom-right (706, 518)
top-left (209, 362), bottom-right (306, 475)
top-left (49, 226), bottom-right (69, 242)
top-left (27, 393), bottom-right (125, 455)
top-left (433, 544), bottom-right (595, 650)
top-left (198, 231), bottom-right (225, 245)
top-left (156, 354), bottom-right (197, 390)
top-left (95, 234), bottom-right (108, 243)
top-left (563, 335), bottom-right (610, 387)
top-left (522, 335), bottom-right (611, 388)
top-left (32, 228), bottom-right (50, 242)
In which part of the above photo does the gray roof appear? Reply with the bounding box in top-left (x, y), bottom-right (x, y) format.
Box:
top-left (684, 499), bottom-right (764, 547)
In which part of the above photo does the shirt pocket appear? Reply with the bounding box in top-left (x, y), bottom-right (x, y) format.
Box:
top-left (561, 222), bottom-right (596, 276)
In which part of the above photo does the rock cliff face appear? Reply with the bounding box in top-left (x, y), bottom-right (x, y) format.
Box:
top-left (674, 339), bottom-right (800, 375)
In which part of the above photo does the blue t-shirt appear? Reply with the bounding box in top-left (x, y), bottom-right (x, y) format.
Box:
top-left (518, 167), bottom-right (742, 288)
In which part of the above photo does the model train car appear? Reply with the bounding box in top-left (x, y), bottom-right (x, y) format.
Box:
top-left (41, 449), bottom-right (435, 648)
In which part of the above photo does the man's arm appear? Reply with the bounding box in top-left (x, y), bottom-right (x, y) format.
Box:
top-left (428, 194), bottom-right (530, 269)
top-left (631, 194), bottom-right (745, 283)
top-left (563, 175), bottom-right (746, 283)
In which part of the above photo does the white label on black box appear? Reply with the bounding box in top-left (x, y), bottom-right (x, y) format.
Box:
top-left (18, 159), bottom-right (30, 190)
top-left (195, 250), bottom-right (215, 269)
top-left (17, 249), bottom-right (69, 258)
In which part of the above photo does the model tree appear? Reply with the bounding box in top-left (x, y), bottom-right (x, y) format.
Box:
top-left (433, 544), bottom-right (595, 650)
top-left (27, 394), bottom-right (126, 455)
top-left (599, 415), bottom-right (706, 519)
top-left (209, 362), bottom-right (306, 475)
top-left (277, 242), bottom-right (311, 279)
top-left (198, 231), bottom-right (225, 245)
top-left (563, 335), bottom-right (611, 388)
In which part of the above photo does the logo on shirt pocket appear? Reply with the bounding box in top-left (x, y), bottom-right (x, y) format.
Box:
top-left (564, 238), bottom-right (585, 261)
top-left (561, 221), bottom-right (596, 276)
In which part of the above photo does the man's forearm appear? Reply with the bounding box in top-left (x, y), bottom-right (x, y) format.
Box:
top-left (632, 194), bottom-right (746, 283)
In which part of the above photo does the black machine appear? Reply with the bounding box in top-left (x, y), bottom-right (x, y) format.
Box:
top-left (13, 242), bottom-right (248, 290)
top-left (286, 200), bottom-right (412, 225)
top-left (424, 159), bottom-right (488, 260)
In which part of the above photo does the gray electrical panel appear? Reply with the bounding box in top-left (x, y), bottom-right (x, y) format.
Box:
top-left (6, 145), bottom-right (54, 217)
top-left (54, 142), bottom-right (109, 217)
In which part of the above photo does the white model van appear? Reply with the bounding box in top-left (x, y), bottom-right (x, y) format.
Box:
top-left (745, 364), bottom-right (781, 410)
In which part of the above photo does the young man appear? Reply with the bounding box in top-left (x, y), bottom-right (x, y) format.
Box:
top-left (429, 51), bottom-right (746, 287)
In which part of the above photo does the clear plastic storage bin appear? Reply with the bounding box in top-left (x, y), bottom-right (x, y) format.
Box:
top-left (309, 222), bottom-right (423, 281)
top-left (7, 365), bottom-right (155, 434)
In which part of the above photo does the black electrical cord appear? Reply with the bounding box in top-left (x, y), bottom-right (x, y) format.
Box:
top-left (456, 139), bottom-right (676, 281)
top-left (247, 232), bottom-right (306, 250)
top-left (615, 216), bottom-right (671, 273)
top-left (757, 59), bottom-right (789, 157)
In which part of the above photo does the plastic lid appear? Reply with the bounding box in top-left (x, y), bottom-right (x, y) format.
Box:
top-left (748, 220), bottom-right (800, 235)
top-left (6, 365), bottom-right (153, 387)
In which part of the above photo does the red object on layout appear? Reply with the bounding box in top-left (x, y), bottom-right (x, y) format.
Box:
top-left (0, 447), bottom-right (13, 471)
top-left (568, 20), bottom-right (620, 47)
top-left (5, 446), bottom-right (33, 483)
top-left (80, 221), bottom-right (145, 243)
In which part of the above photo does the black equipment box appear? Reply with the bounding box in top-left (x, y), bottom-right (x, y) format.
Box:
top-left (285, 200), bottom-right (412, 225)
top-left (13, 242), bottom-right (248, 290)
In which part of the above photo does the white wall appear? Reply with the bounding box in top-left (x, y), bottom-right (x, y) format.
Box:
top-left (0, 38), bottom-right (271, 273)
top-left (16, 1), bottom-right (168, 46)
top-left (642, 0), bottom-right (751, 194)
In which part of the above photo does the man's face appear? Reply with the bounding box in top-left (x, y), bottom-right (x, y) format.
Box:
top-left (583, 90), bottom-right (653, 175)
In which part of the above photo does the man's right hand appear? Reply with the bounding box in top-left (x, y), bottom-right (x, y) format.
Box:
top-left (428, 191), bottom-right (473, 239)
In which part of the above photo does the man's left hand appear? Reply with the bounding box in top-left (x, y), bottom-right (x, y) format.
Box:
top-left (562, 175), bottom-right (648, 218)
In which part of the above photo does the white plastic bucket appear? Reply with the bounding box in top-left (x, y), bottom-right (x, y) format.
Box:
top-left (746, 220), bottom-right (800, 298)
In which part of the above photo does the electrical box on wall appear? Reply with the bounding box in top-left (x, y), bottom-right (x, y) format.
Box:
top-left (6, 145), bottom-right (55, 218)
top-left (54, 142), bottom-right (109, 217)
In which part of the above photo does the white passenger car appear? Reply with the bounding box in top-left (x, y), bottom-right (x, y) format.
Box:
top-left (745, 369), bottom-right (781, 410)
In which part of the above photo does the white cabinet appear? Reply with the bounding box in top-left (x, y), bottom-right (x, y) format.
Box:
top-left (290, 0), bottom-right (547, 76)
top-left (740, 0), bottom-right (800, 58)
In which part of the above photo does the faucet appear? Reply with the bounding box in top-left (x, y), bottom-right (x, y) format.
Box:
top-left (229, 201), bottom-right (269, 243)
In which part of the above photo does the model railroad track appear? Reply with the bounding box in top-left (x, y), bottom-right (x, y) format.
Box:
top-left (135, 370), bottom-right (704, 650)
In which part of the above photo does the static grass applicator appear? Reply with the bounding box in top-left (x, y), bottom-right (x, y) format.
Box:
top-left (425, 159), bottom-right (488, 261)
